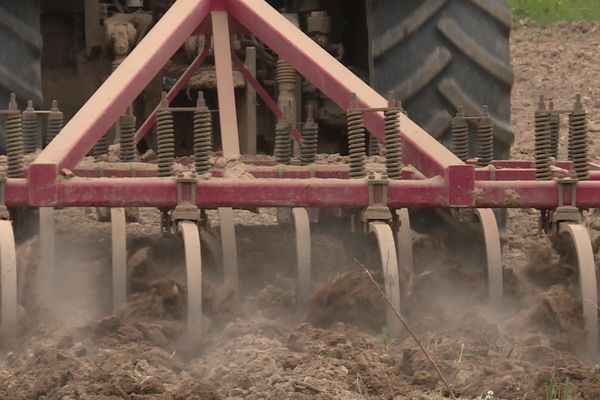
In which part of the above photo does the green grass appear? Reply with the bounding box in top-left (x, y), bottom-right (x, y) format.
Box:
top-left (545, 374), bottom-right (570, 400)
top-left (377, 326), bottom-right (390, 347)
top-left (510, 0), bottom-right (600, 23)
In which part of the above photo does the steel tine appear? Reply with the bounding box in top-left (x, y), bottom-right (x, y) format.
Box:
top-left (199, 226), bottom-right (223, 267)
top-left (179, 220), bottom-right (203, 333)
top-left (111, 208), bottom-right (127, 311)
top-left (475, 209), bottom-right (503, 310)
top-left (0, 220), bottom-right (17, 341)
top-left (292, 208), bottom-right (311, 308)
top-left (39, 208), bottom-right (56, 303)
top-left (218, 208), bottom-right (238, 291)
top-left (560, 223), bottom-right (598, 359)
top-left (395, 209), bottom-right (414, 277)
top-left (369, 221), bottom-right (402, 339)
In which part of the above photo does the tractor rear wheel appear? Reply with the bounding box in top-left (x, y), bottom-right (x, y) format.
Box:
top-left (368, 0), bottom-right (513, 158)
top-left (0, 2), bottom-right (43, 155)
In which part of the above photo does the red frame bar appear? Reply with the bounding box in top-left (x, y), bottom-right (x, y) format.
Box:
top-left (7, 178), bottom-right (445, 208)
top-left (8, 177), bottom-right (600, 209)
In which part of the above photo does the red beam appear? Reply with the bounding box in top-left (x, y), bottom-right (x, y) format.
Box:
top-left (9, 175), bottom-right (600, 209)
top-left (9, 178), bottom-right (445, 208)
top-left (472, 181), bottom-right (600, 209)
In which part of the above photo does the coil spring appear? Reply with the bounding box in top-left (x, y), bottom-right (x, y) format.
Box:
top-left (22, 101), bottom-right (37, 154)
top-left (6, 95), bottom-right (23, 178)
top-left (301, 117), bottom-right (318, 165)
top-left (569, 95), bottom-right (589, 180)
top-left (119, 108), bottom-right (136, 162)
top-left (274, 118), bottom-right (291, 165)
top-left (549, 102), bottom-right (560, 159)
top-left (157, 105), bottom-right (175, 177)
top-left (368, 134), bottom-right (379, 156)
top-left (476, 108), bottom-right (493, 167)
top-left (275, 58), bottom-right (296, 87)
top-left (451, 108), bottom-right (468, 162)
top-left (534, 96), bottom-right (551, 180)
top-left (46, 100), bottom-right (63, 146)
top-left (347, 108), bottom-right (366, 179)
top-left (194, 95), bottom-right (212, 174)
top-left (384, 107), bottom-right (402, 179)
top-left (93, 134), bottom-right (110, 156)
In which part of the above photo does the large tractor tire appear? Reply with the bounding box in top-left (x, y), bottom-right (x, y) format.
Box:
top-left (0, 2), bottom-right (42, 239)
top-left (0, 1), bottom-right (43, 154)
top-left (368, 0), bottom-right (513, 159)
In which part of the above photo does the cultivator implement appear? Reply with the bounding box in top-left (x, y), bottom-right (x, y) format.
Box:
top-left (0, 0), bottom-right (599, 359)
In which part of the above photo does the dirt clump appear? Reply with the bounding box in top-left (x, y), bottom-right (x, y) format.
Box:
top-left (190, 318), bottom-right (419, 400)
top-left (305, 267), bottom-right (386, 332)
top-left (0, 317), bottom-right (221, 399)
top-left (504, 283), bottom-right (585, 354)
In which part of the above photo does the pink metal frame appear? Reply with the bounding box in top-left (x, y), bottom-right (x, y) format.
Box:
top-left (15, 0), bottom-right (600, 211)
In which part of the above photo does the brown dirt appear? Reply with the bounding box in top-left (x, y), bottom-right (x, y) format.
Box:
top-left (3, 20), bottom-right (600, 400)
top-left (306, 268), bottom-right (386, 332)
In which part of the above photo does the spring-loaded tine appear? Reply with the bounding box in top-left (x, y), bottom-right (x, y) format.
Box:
top-left (6, 93), bottom-right (23, 178)
top-left (292, 208), bottom-right (311, 308)
top-left (274, 104), bottom-right (292, 165)
top-left (368, 134), bottom-right (379, 156)
top-left (384, 91), bottom-right (402, 179)
top-left (347, 93), bottom-right (366, 178)
top-left (549, 101), bottom-right (560, 159)
top-left (38, 208), bottom-right (56, 305)
top-left (22, 100), bottom-right (38, 154)
top-left (559, 223), bottom-right (598, 358)
top-left (474, 209), bottom-right (503, 310)
top-left (46, 100), bottom-right (63, 147)
top-left (395, 209), bottom-right (414, 279)
top-left (534, 95), bottom-right (552, 180)
top-left (119, 106), bottom-right (136, 162)
top-left (368, 221), bottom-right (402, 338)
top-left (300, 105), bottom-right (318, 165)
top-left (194, 91), bottom-right (213, 174)
top-left (476, 106), bottom-right (493, 167)
top-left (179, 220), bottom-right (204, 334)
top-left (218, 208), bottom-right (239, 291)
top-left (111, 208), bottom-right (127, 311)
top-left (0, 220), bottom-right (17, 341)
top-left (569, 94), bottom-right (589, 180)
top-left (451, 106), bottom-right (469, 162)
top-left (157, 91), bottom-right (175, 177)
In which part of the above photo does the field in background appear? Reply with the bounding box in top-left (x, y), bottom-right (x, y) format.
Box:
top-left (510, 0), bottom-right (600, 22)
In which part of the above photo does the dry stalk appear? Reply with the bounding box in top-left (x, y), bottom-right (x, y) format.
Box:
top-left (358, 261), bottom-right (457, 400)
top-left (293, 380), bottom-right (325, 393)
top-left (384, 372), bottom-right (395, 397)
top-left (355, 374), bottom-right (368, 399)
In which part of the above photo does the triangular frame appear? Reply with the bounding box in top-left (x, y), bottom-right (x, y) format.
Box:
top-left (28, 0), bottom-right (462, 204)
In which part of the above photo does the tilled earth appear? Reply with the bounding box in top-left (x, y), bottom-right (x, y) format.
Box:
top-left (3, 22), bottom-right (600, 400)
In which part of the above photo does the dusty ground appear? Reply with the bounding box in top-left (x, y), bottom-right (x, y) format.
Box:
top-left (2, 21), bottom-right (600, 400)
